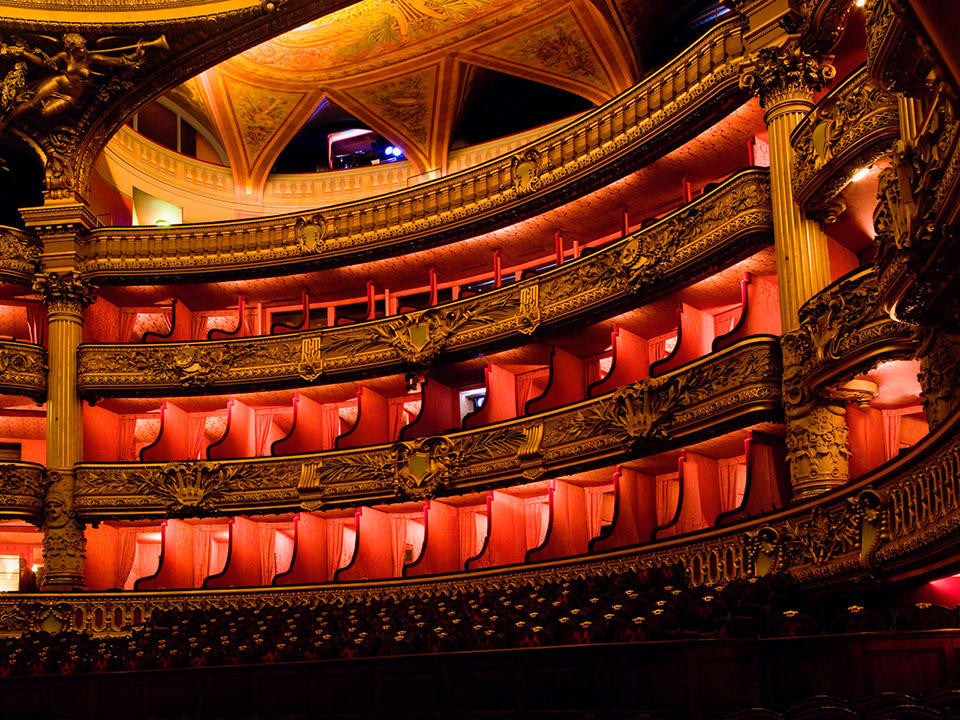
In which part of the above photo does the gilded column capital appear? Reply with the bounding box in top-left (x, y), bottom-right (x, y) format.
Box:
top-left (740, 42), bottom-right (836, 111)
top-left (33, 271), bottom-right (97, 313)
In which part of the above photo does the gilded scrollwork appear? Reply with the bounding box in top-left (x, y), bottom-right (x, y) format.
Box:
top-left (0, 463), bottom-right (46, 521)
top-left (32, 271), bottom-right (96, 311)
top-left (739, 42), bottom-right (835, 108)
top-left (0, 341), bottom-right (46, 399)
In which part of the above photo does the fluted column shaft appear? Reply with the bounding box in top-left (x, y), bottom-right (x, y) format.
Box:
top-left (765, 94), bottom-right (834, 331)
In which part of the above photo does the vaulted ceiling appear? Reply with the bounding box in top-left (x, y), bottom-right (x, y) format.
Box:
top-left (165, 0), bottom-right (704, 199)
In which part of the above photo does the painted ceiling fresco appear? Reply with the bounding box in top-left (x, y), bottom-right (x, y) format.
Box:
top-left (176, 0), bottom-right (699, 199)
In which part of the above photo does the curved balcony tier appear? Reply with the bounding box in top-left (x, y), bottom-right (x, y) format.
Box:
top-left (0, 340), bottom-right (46, 400)
top-left (74, 337), bottom-right (782, 517)
top-left (791, 65), bottom-right (899, 223)
top-left (784, 266), bottom-right (915, 393)
top-left (77, 169), bottom-right (772, 398)
top-left (77, 20), bottom-right (747, 284)
top-left (0, 462), bottom-right (46, 523)
top-left (9, 403), bottom-right (959, 634)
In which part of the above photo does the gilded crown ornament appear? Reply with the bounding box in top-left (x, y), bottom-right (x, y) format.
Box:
top-left (739, 43), bottom-right (836, 107)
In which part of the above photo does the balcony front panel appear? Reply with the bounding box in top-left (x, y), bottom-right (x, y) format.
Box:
top-left (74, 337), bottom-right (782, 517)
top-left (791, 65), bottom-right (899, 223)
top-left (0, 340), bottom-right (46, 400)
top-left (77, 169), bottom-right (772, 397)
top-left (0, 462), bottom-right (46, 523)
top-left (78, 19), bottom-right (747, 284)
top-left (11, 403), bottom-right (959, 634)
top-left (784, 266), bottom-right (916, 393)
top-left (0, 228), bottom-right (40, 286)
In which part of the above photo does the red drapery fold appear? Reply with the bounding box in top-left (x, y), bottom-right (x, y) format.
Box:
top-left (118, 311), bottom-right (139, 343)
top-left (26, 302), bottom-right (45, 345)
top-left (718, 457), bottom-right (747, 512)
top-left (656, 473), bottom-right (680, 526)
top-left (882, 410), bottom-right (903, 461)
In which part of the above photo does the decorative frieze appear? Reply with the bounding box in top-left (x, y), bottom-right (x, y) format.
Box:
top-left (0, 463), bottom-right (47, 523)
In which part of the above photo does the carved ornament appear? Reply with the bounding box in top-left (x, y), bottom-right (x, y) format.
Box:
top-left (791, 66), bottom-right (900, 222)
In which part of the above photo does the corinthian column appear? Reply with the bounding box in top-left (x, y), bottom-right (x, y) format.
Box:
top-left (740, 43), bottom-right (836, 332)
top-left (33, 272), bottom-right (96, 590)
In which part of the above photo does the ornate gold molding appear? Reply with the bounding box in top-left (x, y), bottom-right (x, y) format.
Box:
top-left (874, 88), bottom-right (960, 325)
top-left (791, 66), bottom-right (900, 223)
top-left (77, 19), bottom-right (748, 283)
top-left (32, 271), bottom-right (96, 312)
top-left (77, 170), bottom-right (772, 397)
top-left (784, 267), bottom-right (916, 395)
top-left (74, 337), bottom-right (782, 516)
top-left (0, 227), bottom-right (40, 284)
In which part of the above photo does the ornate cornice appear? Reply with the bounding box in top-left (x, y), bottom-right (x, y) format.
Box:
top-left (32, 272), bottom-right (96, 311)
top-left (739, 42), bottom-right (836, 109)
top-left (73, 337), bottom-right (782, 517)
top-left (76, 170), bottom-right (772, 397)
top-left (0, 462), bottom-right (47, 523)
top-left (791, 66), bottom-right (900, 223)
top-left (77, 19), bottom-right (749, 283)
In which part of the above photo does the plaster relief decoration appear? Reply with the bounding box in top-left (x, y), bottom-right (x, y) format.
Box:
top-left (131, 462), bottom-right (250, 515)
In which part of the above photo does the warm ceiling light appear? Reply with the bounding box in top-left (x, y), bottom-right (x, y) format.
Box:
top-left (855, 0), bottom-right (866, 6)
top-left (851, 166), bottom-right (872, 183)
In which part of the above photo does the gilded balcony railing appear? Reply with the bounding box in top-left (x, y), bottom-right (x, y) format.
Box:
top-left (77, 169), bottom-right (771, 397)
top-left (77, 19), bottom-right (747, 283)
top-left (74, 337), bottom-right (782, 517)
top-left (783, 266), bottom-right (915, 394)
top-left (791, 65), bottom-right (899, 223)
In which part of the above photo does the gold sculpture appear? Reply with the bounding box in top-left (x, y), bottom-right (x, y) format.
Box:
top-left (0, 33), bottom-right (168, 132)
